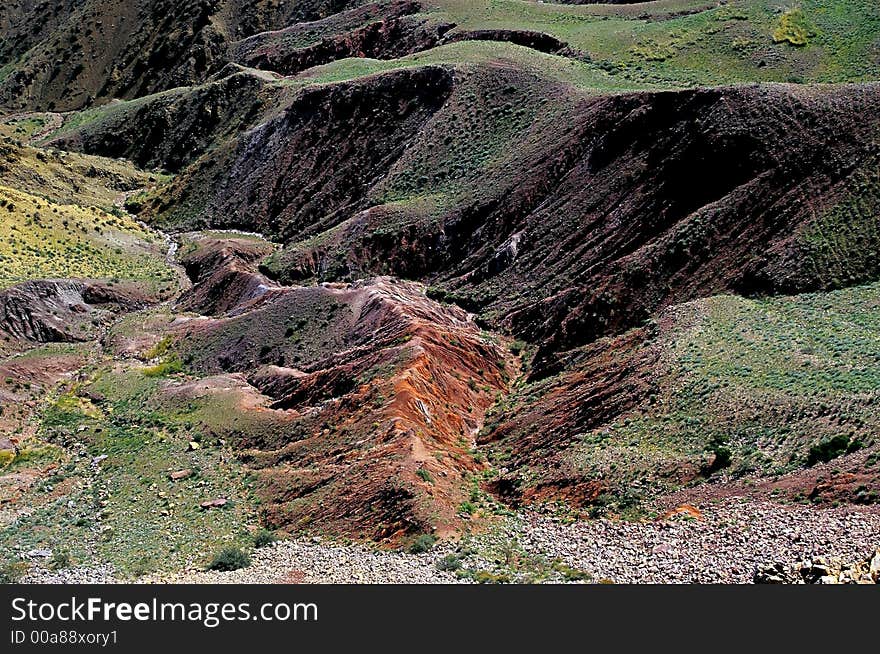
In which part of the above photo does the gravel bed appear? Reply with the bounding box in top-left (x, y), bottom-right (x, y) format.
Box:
top-left (18, 499), bottom-right (880, 584)
top-left (513, 499), bottom-right (880, 583)
top-left (22, 563), bottom-right (117, 584)
top-left (143, 540), bottom-right (466, 584)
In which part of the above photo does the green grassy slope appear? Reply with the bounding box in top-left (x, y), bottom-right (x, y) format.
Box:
top-left (0, 138), bottom-right (156, 207)
top-left (484, 281), bottom-right (880, 514)
top-left (0, 367), bottom-right (262, 577)
top-left (0, 185), bottom-right (176, 291)
top-left (430, 0), bottom-right (880, 85)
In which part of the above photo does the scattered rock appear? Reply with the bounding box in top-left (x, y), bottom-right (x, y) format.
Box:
top-left (199, 498), bottom-right (227, 509)
top-left (17, 499), bottom-right (880, 585)
top-left (795, 551), bottom-right (880, 585)
top-left (170, 469), bottom-right (192, 481)
top-left (753, 562), bottom-right (795, 584)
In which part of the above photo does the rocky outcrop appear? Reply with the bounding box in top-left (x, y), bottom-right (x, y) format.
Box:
top-left (175, 233), bottom-right (278, 316)
top-left (754, 548), bottom-right (880, 584)
top-left (0, 279), bottom-right (150, 343)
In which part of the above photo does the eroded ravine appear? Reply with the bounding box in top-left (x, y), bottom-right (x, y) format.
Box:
top-left (0, 189), bottom-right (525, 578)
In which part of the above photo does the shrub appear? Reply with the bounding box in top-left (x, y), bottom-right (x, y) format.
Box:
top-left (130, 557), bottom-right (156, 577)
top-left (145, 336), bottom-right (173, 360)
top-left (416, 467), bottom-right (434, 484)
top-left (143, 355), bottom-right (183, 378)
top-left (807, 435), bottom-right (861, 466)
top-left (207, 547), bottom-right (250, 571)
top-left (253, 529), bottom-right (276, 548)
top-left (0, 561), bottom-right (29, 584)
top-left (408, 534), bottom-right (436, 554)
top-left (471, 570), bottom-right (511, 584)
top-left (436, 553), bottom-right (463, 572)
top-left (509, 341), bottom-right (527, 356)
top-left (552, 561), bottom-right (591, 582)
top-left (50, 551), bottom-right (71, 570)
top-left (773, 9), bottom-right (816, 47)
top-left (708, 444), bottom-right (732, 470)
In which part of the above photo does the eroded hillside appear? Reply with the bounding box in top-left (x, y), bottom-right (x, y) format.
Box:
top-left (1, 0), bottom-right (879, 582)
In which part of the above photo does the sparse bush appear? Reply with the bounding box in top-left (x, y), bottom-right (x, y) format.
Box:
top-left (436, 553), bottom-right (463, 572)
top-left (508, 340), bottom-right (527, 356)
top-left (552, 561), bottom-right (591, 582)
top-left (773, 9), bottom-right (815, 47)
top-left (253, 529), bottom-right (276, 548)
top-left (130, 557), bottom-right (156, 577)
top-left (408, 534), bottom-right (436, 554)
top-left (807, 435), bottom-right (861, 466)
top-left (145, 336), bottom-right (172, 360)
top-left (143, 355), bottom-right (183, 378)
top-left (207, 547), bottom-right (250, 571)
top-left (416, 467), bottom-right (434, 484)
top-left (50, 551), bottom-right (71, 570)
top-left (471, 570), bottom-right (511, 584)
top-left (0, 561), bottom-right (29, 584)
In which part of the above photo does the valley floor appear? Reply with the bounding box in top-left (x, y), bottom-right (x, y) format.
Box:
top-left (20, 498), bottom-right (880, 584)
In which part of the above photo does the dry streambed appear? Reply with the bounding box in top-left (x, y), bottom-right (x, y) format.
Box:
top-left (21, 498), bottom-right (880, 584)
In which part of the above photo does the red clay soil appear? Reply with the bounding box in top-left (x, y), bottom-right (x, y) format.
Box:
top-left (161, 238), bottom-right (511, 541)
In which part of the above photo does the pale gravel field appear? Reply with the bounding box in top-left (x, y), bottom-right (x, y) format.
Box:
top-left (21, 498), bottom-right (880, 584)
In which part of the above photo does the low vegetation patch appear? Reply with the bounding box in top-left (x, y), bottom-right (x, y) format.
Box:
top-left (773, 9), bottom-right (816, 47)
top-left (408, 534), bottom-right (437, 554)
top-left (253, 529), bottom-right (276, 548)
top-left (0, 185), bottom-right (175, 291)
top-left (207, 547), bottom-right (251, 572)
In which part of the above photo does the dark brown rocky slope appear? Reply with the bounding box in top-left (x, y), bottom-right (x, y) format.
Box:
top-left (0, 0), bottom-right (378, 111)
top-left (134, 74), bottom-right (880, 378)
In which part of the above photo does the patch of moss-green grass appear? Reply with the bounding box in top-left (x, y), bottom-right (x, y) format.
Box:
top-left (773, 8), bottom-right (817, 46)
top-left (0, 368), bottom-right (261, 578)
top-left (579, 284), bottom-right (880, 484)
top-left (0, 185), bottom-right (177, 292)
top-left (427, 0), bottom-right (880, 85)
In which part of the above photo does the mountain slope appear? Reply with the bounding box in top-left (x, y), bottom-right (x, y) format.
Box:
top-left (126, 70), bottom-right (880, 371)
top-left (1, 0), bottom-right (879, 574)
